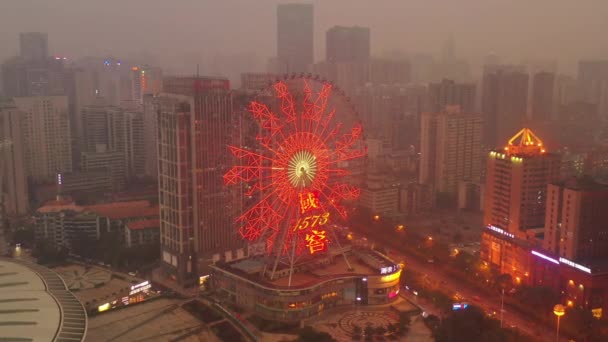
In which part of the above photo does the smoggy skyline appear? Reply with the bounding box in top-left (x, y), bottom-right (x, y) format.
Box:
top-left (1, 0), bottom-right (607, 76)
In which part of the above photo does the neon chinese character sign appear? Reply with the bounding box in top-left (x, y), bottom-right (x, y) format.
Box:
top-left (305, 230), bottom-right (327, 254)
top-left (299, 191), bottom-right (320, 213)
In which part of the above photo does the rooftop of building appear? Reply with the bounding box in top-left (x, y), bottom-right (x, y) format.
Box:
top-left (502, 127), bottom-right (549, 157)
top-left (85, 200), bottom-right (158, 220)
top-left (37, 199), bottom-right (159, 220)
top-left (37, 197), bottom-right (84, 214)
top-left (552, 176), bottom-right (608, 192)
top-left (0, 258), bottom-right (87, 341)
top-left (212, 248), bottom-right (398, 290)
top-left (126, 218), bottom-right (160, 230)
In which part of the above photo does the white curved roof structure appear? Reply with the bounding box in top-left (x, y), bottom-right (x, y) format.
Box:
top-left (0, 258), bottom-right (87, 341)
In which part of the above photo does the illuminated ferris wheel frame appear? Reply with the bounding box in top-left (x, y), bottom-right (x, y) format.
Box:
top-left (224, 75), bottom-right (367, 284)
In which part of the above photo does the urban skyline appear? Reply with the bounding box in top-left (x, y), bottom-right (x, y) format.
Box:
top-left (2, 1), bottom-right (608, 341)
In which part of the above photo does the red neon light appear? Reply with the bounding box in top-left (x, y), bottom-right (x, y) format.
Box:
top-left (299, 191), bottom-right (320, 213)
top-left (305, 230), bottom-right (328, 254)
top-left (293, 212), bottom-right (330, 231)
top-left (223, 78), bottom-right (366, 255)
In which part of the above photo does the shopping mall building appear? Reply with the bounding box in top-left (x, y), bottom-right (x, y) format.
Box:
top-left (209, 247), bottom-right (401, 321)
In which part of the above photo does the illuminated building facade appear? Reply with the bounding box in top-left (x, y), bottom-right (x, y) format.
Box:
top-left (158, 76), bottom-right (242, 285)
top-left (530, 249), bottom-right (608, 318)
top-left (481, 128), bottom-right (560, 279)
top-left (483, 128), bottom-right (560, 237)
top-left (210, 247), bottom-right (400, 322)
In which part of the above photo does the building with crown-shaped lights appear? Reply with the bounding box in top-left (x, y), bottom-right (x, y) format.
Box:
top-left (481, 128), bottom-right (561, 283)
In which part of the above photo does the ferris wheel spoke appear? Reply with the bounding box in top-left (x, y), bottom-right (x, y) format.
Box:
top-left (274, 81), bottom-right (299, 132)
top-left (226, 77), bottom-right (366, 269)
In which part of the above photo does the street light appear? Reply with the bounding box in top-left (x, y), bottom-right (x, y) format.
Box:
top-left (553, 304), bottom-right (565, 342)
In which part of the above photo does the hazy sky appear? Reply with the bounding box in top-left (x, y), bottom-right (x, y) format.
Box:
top-left (1, 0), bottom-right (607, 76)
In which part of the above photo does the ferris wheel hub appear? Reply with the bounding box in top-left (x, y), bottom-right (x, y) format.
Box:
top-left (288, 150), bottom-right (317, 188)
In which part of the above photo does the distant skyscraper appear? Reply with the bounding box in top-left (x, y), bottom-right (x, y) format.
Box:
top-left (482, 66), bottom-right (529, 148)
top-left (277, 3), bottom-right (314, 74)
top-left (578, 60), bottom-right (608, 119)
top-left (19, 32), bottom-right (48, 62)
top-left (142, 94), bottom-right (158, 180)
top-left (428, 79), bottom-right (476, 113)
top-left (369, 58), bottom-right (410, 85)
top-left (326, 26), bottom-right (370, 63)
top-left (81, 149), bottom-right (125, 191)
top-left (544, 178), bottom-right (608, 261)
top-left (13, 96), bottom-right (72, 183)
top-left (0, 101), bottom-right (28, 215)
top-left (158, 76), bottom-right (241, 285)
top-left (419, 106), bottom-right (483, 199)
top-left (81, 103), bottom-right (144, 181)
top-left (531, 72), bottom-right (555, 122)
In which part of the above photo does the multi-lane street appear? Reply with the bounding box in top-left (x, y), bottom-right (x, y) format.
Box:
top-left (352, 228), bottom-right (570, 342)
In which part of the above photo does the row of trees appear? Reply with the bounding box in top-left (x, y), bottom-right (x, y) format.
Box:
top-left (427, 305), bottom-right (534, 342)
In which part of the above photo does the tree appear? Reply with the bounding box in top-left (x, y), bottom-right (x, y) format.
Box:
top-left (495, 273), bottom-right (512, 291)
top-left (386, 323), bottom-right (397, 335)
top-left (363, 325), bottom-right (375, 337)
top-left (375, 325), bottom-right (387, 336)
top-left (294, 326), bottom-right (336, 342)
top-left (399, 312), bottom-right (412, 335)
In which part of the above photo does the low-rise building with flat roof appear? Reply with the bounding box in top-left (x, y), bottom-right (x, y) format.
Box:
top-left (209, 247), bottom-right (401, 322)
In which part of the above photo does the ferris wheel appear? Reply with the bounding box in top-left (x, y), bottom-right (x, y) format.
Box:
top-left (223, 76), bottom-right (366, 284)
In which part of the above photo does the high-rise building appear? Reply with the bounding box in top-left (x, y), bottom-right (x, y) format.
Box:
top-left (240, 73), bottom-right (277, 91)
top-left (481, 128), bottom-right (560, 282)
top-left (277, 3), bottom-right (314, 74)
top-left (123, 111), bottom-right (145, 177)
top-left (142, 94), bottom-right (159, 179)
top-left (369, 58), bottom-right (410, 85)
top-left (544, 178), bottom-right (608, 261)
top-left (419, 106), bottom-right (483, 200)
top-left (482, 66), bottom-right (529, 148)
top-left (1, 33), bottom-right (66, 98)
top-left (0, 101), bottom-right (28, 215)
top-left (326, 26), bottom-right (370, 63)
top-left (81, 103), bottom-right (144, 179)
top-left (483, 128), bottom-right (560, 237)
top-left (428, 79), bottom-right (476, 113)
top-left (130, 65), bottom-right (163, 105)
top-left (531, 72), bottom-right (555, 122)
top-left (19, 32), bottom-right (48, 62)
top-left (13, 96), bottom-right (72, 183)
top-left (81, 149), bottom-right (125, 191)
top-left (158, 76), bottom-right (241, 285)
top-left (578, 60), bottom-right (608, 119)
